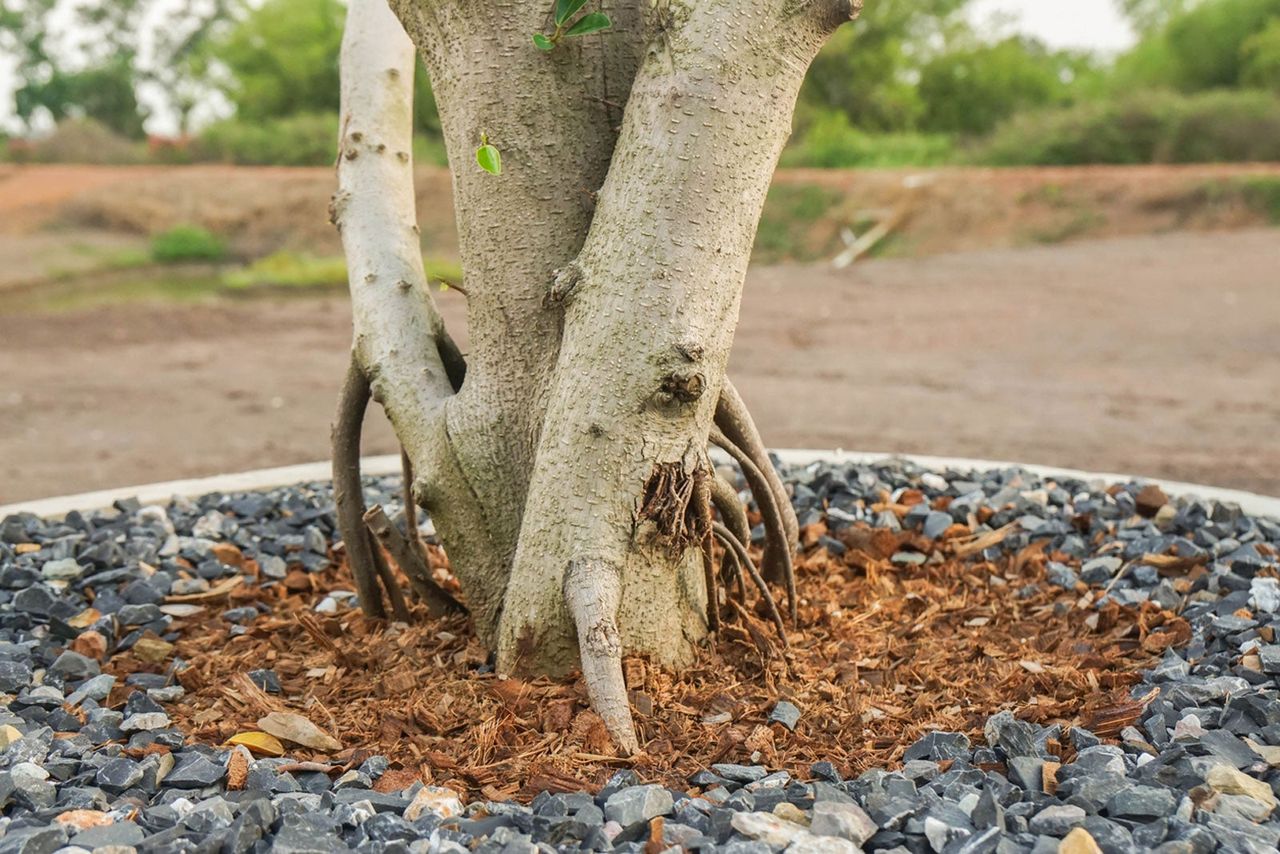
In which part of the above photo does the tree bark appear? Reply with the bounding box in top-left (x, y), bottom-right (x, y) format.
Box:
top-left (337, 0), bottom-right (858, 752)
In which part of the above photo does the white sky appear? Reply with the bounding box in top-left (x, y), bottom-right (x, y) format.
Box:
top-left (2, 1), bottom-right (1141, 135)
top-left (969, 0), bottom-right (1137, 52)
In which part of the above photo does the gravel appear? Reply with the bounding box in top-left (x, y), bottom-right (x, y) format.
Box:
top-left (1, 459), bottom-right (1279, 851)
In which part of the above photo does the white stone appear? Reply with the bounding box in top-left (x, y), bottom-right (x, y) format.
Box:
top-left (404, 785), bottom-right (464, 821)
top-left (786, 831), bottom-right (863, 854)
top-left (1250, 578), bottom-right (1280, 614)
top-left (731, 811), bottom-right (808, 847)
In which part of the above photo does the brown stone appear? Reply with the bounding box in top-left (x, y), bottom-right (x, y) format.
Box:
top-left (210, 542), bottom-right (244, 567)
top-left (71, 630), bottom-right (107, 661)
top-left (56, 810), bottom-right (114, 831)
top-left (1059, 828), bottom-right (1103, 854)
top-left (1135, 484), bottom-right (1169, 518)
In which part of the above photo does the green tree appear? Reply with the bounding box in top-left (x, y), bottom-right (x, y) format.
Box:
top-left (198, 0), bottom-right (440, 135)
top-left (798, 0), bottom-right (970, 132)
top-left (1243, 18), bottom-right (1280, 88)
top-left (1114, 0), bottom-right (1280, 91)
top-left (199, 0), bottom-right (344, 121)
top-left (917, 37), bottom-right (1092, 135)
top-left (1118, 0), bottom-right (1192, 33)
top-left (1, 0), bottom-right (149, 136)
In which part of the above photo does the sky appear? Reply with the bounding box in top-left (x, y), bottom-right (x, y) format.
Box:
top-left (969, 0), bottom-right (1137, 52)
top-left (2, 1), bottom-right (1141, 135)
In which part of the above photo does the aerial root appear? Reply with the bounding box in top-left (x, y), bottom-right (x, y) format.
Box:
top-left (694, 469), bottom-right (720, 634)
top-left (332, 356), bottom-right (388, 619)
top-left (710, 425), bottom-right (798, 624)
top-left (713, 522), bottom-right (788, 646)
top-left (368, 528), bottom-right (412, 621)
top-left (709, 472), bottom-right (749, 598)
top-left (715, 378), bottom-right (799, 549)
top-left (362, 504), bottom-right (465, 618)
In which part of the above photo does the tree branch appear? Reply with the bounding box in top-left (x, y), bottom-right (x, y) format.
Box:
top-left (335, 0), bottom-right (455, 465)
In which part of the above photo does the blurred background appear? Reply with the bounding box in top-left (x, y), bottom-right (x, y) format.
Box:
top-left (0, 0), bottom-right (1277, 502)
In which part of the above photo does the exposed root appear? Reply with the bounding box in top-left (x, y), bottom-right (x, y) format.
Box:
top-left (694, 470), bottom-right (719, 634)
top-left (399, 449), bottom-right (427, 564)
top-left (709, 472), bottom-right (750, 599)
top-left (713, 522), bottom-right (788, 646)
top-left (332, 357), bottom-right (386, 619)
top-left (710, 425), bottom-right (797, 623)
top-left (563, 559), bottom-right (639, 755)
top-left (362, 504), bottom-right (464, 618)
top-left (368, 530), bottom-right (411, 621)
top-left (715, 379), bottom-right (798, 550)
top-left (638, 461), bottom-right (711, 557)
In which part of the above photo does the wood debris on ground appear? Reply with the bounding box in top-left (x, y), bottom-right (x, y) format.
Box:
top-left (103, 516), bottom-right (1183, 800)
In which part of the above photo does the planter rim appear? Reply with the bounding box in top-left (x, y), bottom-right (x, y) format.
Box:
top-left (3, 450), bottom-right (1278, 521)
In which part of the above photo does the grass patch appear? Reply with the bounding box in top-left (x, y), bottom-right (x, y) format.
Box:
top-left (151, 226), bottom-right (227, 263)
top-left (223, 252), bottom-right (463, 291)
top-left (1237, 177), bottom-right (1280, 223)
top-left (754, 184), bottom-right (843, 263)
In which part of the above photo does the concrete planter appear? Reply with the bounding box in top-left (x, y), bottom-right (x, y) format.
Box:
top-left (3, 451), bottom-right (1277, 520)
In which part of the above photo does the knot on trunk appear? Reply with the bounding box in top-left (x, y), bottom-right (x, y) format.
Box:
top-left (638, 462), bottom-right (711, 557)
top-left (656, 370), bottom-right (705, 406)
top-left (545, 261), bottom-right (583, 308)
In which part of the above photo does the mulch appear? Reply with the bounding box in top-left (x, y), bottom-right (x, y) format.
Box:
top-left (102, 509), bottom-right (1191, 803)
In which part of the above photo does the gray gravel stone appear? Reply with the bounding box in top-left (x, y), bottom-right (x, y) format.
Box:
top-left (809, 801), bottom-right (876, 846)
top-left (604, 784), bottom-right (674, 827)
top-left (1028, 804), bottom-right (1085, 836)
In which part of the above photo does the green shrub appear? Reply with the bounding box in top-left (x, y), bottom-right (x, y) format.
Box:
top-left (974, 90), bottom-right (1280, 165)
top-left (781, 112), bottom-right (953, 169)
top-left (151, 226), bottom-right (227, 263)
top-left (193, 112), bottom-right (338, 166)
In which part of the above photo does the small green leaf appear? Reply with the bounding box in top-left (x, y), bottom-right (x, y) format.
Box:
top-left (475, 144), bottom-right (502, 175)
top-left (564, 11), bottom-right (611, 37)
top-left (531, 32), bottom-right (555, 51)
top-left (554, 0), bottom-right (588, 27)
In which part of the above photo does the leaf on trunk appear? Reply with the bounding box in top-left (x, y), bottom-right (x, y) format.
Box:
top-left (564, 12), bottom-right (611, 37)
top-left (475, 144), bottom-right (502, 175)
top-left (554, 0), bottom-right (588, 27)
top-left (531, 33), bottom-right (554, 51)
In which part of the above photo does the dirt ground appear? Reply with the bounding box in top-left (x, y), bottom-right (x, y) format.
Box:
top-left (2, 227), bottom-right (1277, 504)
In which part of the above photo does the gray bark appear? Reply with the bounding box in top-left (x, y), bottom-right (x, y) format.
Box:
top-left (337, 0), bottom-right (857, 752)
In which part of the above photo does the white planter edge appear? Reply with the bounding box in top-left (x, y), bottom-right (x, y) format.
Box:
top-left (3, 450), bottom-right (1278, 521)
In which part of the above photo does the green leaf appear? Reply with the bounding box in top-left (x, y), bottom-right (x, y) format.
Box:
top-left (554, 0), bottom-right (588, 27)
top-left (564, 11), bottom-right (611, 37)
top-left (475, 144), bottom-right (502, 175)
top-left (531, 32), bottom-right (555, 51)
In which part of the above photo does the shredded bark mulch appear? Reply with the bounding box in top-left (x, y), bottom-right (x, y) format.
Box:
top-left (103, 519), bottom-right (1189, 802)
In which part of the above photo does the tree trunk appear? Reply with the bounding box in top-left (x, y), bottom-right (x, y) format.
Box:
top-left (335, 0), bottom-right (858, 752)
